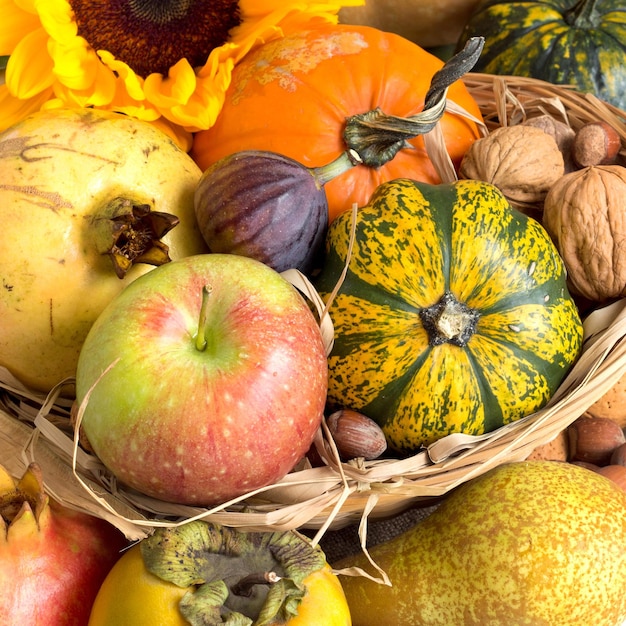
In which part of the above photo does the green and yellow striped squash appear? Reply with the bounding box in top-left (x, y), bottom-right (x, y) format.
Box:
top-left (314, 178), bottom-right (583, 454)
top-left (456, 0), bottom-right (626, 111)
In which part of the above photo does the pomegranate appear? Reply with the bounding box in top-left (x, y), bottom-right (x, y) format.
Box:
top-left (0, 462), bottom-right (128, 625)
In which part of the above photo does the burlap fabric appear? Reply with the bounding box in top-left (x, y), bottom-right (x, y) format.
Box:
top-left (315, 503), bottom-right (440, 564)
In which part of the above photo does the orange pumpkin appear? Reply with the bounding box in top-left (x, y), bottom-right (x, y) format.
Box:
top-left (191, 24), bottom-right (483, 223)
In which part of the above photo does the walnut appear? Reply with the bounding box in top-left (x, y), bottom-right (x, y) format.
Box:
top-left (459, 125), bottom-right (565, 212)
top-left (585, 374), bottom-right (626, 429)
top-left (526, 429), bottom-right (569, 462)
top-left (542, 165), bottom-right (626, 302)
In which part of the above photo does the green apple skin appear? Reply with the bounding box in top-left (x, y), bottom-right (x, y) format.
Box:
top-left (335, 461), bottom-right (626, 626)
top-left (75, 253), bottom-right (328, 506)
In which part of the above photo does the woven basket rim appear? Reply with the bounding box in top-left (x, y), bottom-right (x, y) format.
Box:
top-left (2, 75), bottom-right (626, 541)
top-left (464, 72), bottom-right (626, 140)
top-left (4, 297), bottom-right (626, 540)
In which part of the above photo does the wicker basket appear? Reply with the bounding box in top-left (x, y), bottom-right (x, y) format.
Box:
top-left (465, 73), bottom-right (626, 143)
top-left (2, 74), bottom-right (626, 542)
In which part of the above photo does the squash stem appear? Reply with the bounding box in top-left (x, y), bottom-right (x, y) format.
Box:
top-left (419, 292), bottom-right (480, 347)
top-left (564, 0), bottom-right (600, 27)
top-left (310, 150), bottom-right (362, 187)
top-left (195, 285), bottom-right (212, 352)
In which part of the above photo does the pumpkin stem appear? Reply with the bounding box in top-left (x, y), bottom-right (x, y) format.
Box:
top-left (563, 0), bottom-right (601, 28)
top-left (342, 37), bottom-right (484, 168)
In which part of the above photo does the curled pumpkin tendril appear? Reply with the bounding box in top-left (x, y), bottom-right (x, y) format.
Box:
top-left (343, 36), bottom-right (485, 167)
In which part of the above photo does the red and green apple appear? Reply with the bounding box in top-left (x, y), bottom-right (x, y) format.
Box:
top-left (75, 253), bottom-right (328, 506)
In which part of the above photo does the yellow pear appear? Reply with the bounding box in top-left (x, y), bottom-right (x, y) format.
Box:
top-left (335, 461), bottom-right (626, 626)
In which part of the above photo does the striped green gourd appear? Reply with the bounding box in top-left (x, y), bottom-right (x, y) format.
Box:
top-left (314, 178), bottom-right (583, 454)
top-left (456, 0), bottom-right (626, 111)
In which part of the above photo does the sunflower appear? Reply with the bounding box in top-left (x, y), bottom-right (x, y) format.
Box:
top-left (0, 0), bottom-right (363, 148)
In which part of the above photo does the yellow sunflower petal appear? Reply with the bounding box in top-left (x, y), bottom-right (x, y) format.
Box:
top-left (144, 46), bottom-right (236, 131)
top-left (0, 0), bottom-right (40, 54)
top-left (0, 0), bottom-right (365, 135)
top-left (78, 60), bottom-right (117, 106)
top-left (90, 70), bottom-right (162, 123)
top-left (276, 7), bottom-right (357, 34)
top-left (232, 1), bottom-right (364, 62)
top-left (143, 58), bottom-right (197, 108)
top-left (12, 0), bottom-right (37, 11)
top-left (5, 27), bottom-right (53, 98)
top-left (50, 37), bottom-right (99, 91)
top-left (101, 89), bottom-right (160, 122)
top-left (36, 0), bottom-right (77, 42)
top-left (98, 50), bottom-right (146, 101)
top-left (177, 57), bottom-right (234, 130)
top-left (239, 0), bottom-right (363, 21)
top-left (0, 82), bottom-right (52, 131)
top-left (50, 62), bottom-right (117, 108)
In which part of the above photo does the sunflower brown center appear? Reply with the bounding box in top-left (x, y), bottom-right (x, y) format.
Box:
top-left (69, 0), bottom-right (242, 77)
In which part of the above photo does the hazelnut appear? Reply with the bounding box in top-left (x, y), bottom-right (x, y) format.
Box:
top-left (610, 441), bottom-right (626, 467)
top-left (326, 409), bottom-right (387, 461)
top-left (572, 121), bottom-right (622, 168)
top-left (568, 415), bottom-right (626, 466)
top-left (593, 464), bottom-right (626, 492)
top-left (523, 114), bottom-right (576, 172)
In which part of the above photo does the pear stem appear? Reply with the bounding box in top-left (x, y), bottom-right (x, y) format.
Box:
top-left (195, 285), bottom-right (212, 352)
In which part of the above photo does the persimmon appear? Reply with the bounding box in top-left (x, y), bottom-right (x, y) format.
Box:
top-left (88, 522), bottom-right (351, 625)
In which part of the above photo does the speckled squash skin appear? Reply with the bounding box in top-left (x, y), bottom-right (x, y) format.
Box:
top-left (457, 0), bottom-right (626, 111)
top-left (335, 461), bottom-right (626, 626)
top-left (314, 178), bottom-right (583, 453)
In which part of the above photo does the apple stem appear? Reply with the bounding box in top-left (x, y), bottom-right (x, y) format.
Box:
top-left (195, 285), bottom-right (212, 352)
top-left (231, 571), bottom-right (282, 597)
